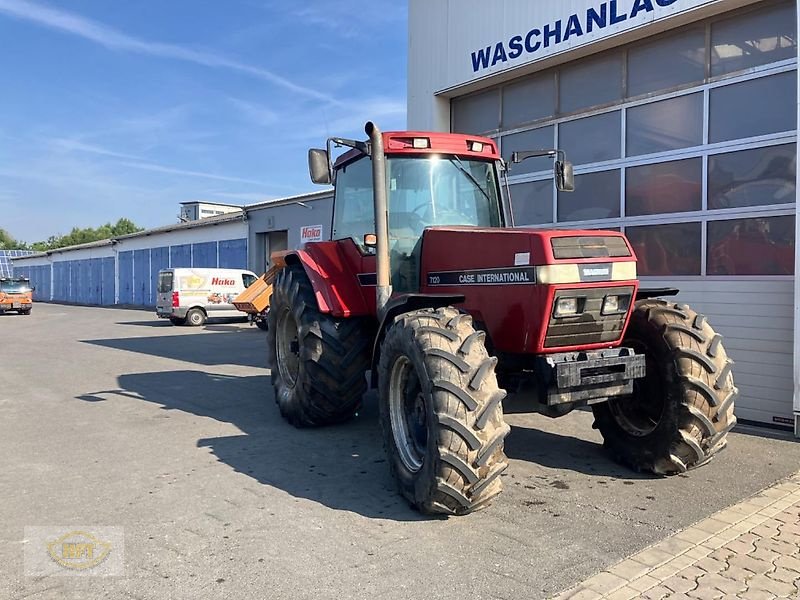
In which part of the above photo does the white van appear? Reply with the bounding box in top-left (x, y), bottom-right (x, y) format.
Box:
top-left (156, 268), bottom-right (259, 326)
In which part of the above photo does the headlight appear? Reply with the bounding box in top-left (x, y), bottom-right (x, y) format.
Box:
top-left (554, 297), bottom-right (581, 318)
top-left (602, 294), bottom-right (631, 315)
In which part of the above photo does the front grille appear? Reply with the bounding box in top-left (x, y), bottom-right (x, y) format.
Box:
top-left (544, 286), bottom-right (633, 349)
top-left (551, 236), bottom-right (631, 259)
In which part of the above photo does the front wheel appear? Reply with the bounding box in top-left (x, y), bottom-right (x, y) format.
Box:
top-left (20, 309), bottom-right (31, 315)
top-left (378, 307), bottom-right (510, 515)
top-left (592, 300), bottom-right (737, 475)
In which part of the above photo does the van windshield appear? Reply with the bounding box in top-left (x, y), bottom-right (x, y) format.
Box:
top-left (157, 272), bottom-right (173, 293)
top-left (0, 280), bottom-right (31, 293)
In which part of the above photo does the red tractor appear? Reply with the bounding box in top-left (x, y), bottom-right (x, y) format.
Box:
top-left (267, 122), bottom-right (736, 515)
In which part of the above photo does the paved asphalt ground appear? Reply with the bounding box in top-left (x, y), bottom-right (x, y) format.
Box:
top-left (2, 303), bottom-right (800, 600)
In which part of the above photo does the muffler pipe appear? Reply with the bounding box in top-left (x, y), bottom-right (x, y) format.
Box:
top-left (366, 121), bottom-right (391, 317)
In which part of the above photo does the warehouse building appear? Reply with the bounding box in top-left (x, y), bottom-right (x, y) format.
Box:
top-left (408, 0), bottom-right (797, 429)
top-left (12, 191), bottom-right (332, 306)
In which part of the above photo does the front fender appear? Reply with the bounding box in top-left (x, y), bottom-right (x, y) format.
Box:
top-left (281, 244), bottom-right (370, 317)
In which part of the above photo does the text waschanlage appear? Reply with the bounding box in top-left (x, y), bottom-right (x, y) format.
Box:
top-left (471, 0), bottom-right (679, 73)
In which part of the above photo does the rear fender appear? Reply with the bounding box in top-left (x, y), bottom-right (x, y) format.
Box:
top-left (369, 293), bottom-right (465, 386)
top-left (281, 245), bottom-right (370, 317)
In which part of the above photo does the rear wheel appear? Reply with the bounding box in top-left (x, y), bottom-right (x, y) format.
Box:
top-left (255, 318), bottom-right (268, 331)
top-left (267, 264), bottom-right (371, 427)
top-left (592, 299), bottom-right (737, 475)
top-left (20, 309), bottom-right (31, 315)
top-left (186, 308), bottom-right (206, 327)
top-left (378, 307), bottom-right (509, 515)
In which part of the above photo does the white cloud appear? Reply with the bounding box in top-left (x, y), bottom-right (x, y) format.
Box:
top-left (0, 0), bottom-right (341, 105)
top-left (49, 138), bottom-right (145, 161)
top-left (114, 160), bottom-right (270, 186)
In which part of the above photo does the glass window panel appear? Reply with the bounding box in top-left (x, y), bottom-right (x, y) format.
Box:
top-left (501, 126), bottom-right (555, 175)
top-left (709, 143), bottom-right (796, 210)
top-left (712, 2), bottom-right (797, 76)
top-left (626, 223), bottom-right (702, 276)
top-left (509, 180), bottom-right (554, 225)
top-left (557, 170), bottom-right (620, 222)
top-left (452, 89), bottom-right (500, 134)
top-left (502, 74), bottom-right (556, 128)
top-left (628, 28), bottom-right (706, 97)
top-left (626, 158), bottom-right (702, 216)
top-left (709, 72), bottom-right (797, 143)
top-left (559, 111), bottom-right (621, 165)
top-left (708, 216), bottom-right (795, 275)
top-left (559, 53), bottom-right (623, 114)
top-left (626, 93), bottom-right (703, 156)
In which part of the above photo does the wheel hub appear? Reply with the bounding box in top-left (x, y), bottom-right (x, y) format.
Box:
top-left (608, 343), bottom-right (664, 437)
top-left (389, 356), bottom-right (428, 473)
top-left (275, 307), bottom-right (301, 388)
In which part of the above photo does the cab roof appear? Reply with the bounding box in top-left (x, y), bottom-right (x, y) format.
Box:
top-left (333, 131), bottom-right (500, 169)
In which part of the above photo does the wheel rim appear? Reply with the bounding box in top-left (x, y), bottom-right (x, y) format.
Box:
top-left (191, 312), bottom-right (202, 325)
top-left (275, 307), bottom-right (300, 388)
top-left (608, 340), bottom-right (664, 437)
top-left (388, 355), bottom-right (427, 473)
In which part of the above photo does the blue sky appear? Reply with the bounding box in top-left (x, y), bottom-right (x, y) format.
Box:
top-left (0, 0), bottom-right (408, 242)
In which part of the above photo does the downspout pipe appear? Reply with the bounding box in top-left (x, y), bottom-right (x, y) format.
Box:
top-left (365, 121), bottom-right (392, 317)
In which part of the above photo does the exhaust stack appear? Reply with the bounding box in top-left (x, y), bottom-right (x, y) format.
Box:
top-left (365, 121), bottom-right (392, 316)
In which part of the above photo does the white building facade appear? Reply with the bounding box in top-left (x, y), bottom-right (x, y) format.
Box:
top-left (408, 0), bottom-right (798, 429)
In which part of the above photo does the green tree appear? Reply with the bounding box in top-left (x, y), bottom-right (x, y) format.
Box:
top-left (0, 228), bottom-right (29, 250)
top-left (27, 218), bottom-right (145, 251)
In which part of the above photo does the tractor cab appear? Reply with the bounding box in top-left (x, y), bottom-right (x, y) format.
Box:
top-left (312, 130), bottom-right (570, 295)
top-left (328, 136), bottom-right (505, 291)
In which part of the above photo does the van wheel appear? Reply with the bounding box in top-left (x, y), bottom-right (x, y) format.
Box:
top-left (20, 309), bottom-right (31, 315)
top-left (186, 308), bottom-right (206, 327)
top-left (169, 316), bottom-right (186, 326)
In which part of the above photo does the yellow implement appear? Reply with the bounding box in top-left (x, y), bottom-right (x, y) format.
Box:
top-left (233, 264), bottom-right (280, 315)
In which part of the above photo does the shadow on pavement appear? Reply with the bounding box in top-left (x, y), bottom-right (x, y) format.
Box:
top-left (75, 365), bottom-right (665, 519)
top-left (82, 332), bottom-right (267, 369)
top-left (77, 369), bottom-right (426, 522)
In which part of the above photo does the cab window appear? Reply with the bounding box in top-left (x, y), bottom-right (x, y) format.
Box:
top-left (242, 273), bottom-right (257, 288)
top-left (332, 155), bottom-right (374, 248)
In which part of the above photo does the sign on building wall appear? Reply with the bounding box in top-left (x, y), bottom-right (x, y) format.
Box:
top-left (420, 0), bottom-right (720, 90)
top-left (300, 225), bottom-right (324, 244)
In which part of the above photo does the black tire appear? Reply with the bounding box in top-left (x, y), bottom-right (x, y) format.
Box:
top-left (186, 308), bottom-right (206, 327)
top-left (255, 319), bottom-right (269, 331)
top-left (378, 307), bottom-right (510, 515)
top-left (169, 316), bottom-right (186, 326)
top-left (592, 299), bottom-right (737, 475)
top-left (267, 264), bottom-right (371, 427)
top-left (20, 309), bottom-right (31, 315)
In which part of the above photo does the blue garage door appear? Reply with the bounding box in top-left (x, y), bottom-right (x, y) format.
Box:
top-left (170, 244), bottom-right (191, 268)
top-left (101, 257), bottom-right (115, 305)
top-left (133, 249), bottom-right (150, 306)
top-left (218, 238), bottom-right (247, 269)
top-left (53, 262), bottom-right (67, 301)
top-left (89, 259), bottom-right (103, 304)
top-left (191, 241), bottom-right (217, 268)
top-left (149, 247), bottom-right (169, 305)
top-left (118, 251), bottom-right (134, 305)
top-left (68, 260), bottom-right (80, 303)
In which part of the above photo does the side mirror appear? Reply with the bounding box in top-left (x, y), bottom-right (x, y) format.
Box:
top-left (363, 233), bottom-right (377, 250)
top-left (555, 160), bottom-right (574, 192)
top-left (308, 148), bottom-right (331, 185)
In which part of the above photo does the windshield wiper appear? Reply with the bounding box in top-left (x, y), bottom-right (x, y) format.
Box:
top-left (449, 156), bottom-right (494, 206)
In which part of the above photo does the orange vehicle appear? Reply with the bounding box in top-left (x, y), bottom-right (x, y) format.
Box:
top-left (0, 277), bottom-right (33, 315)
